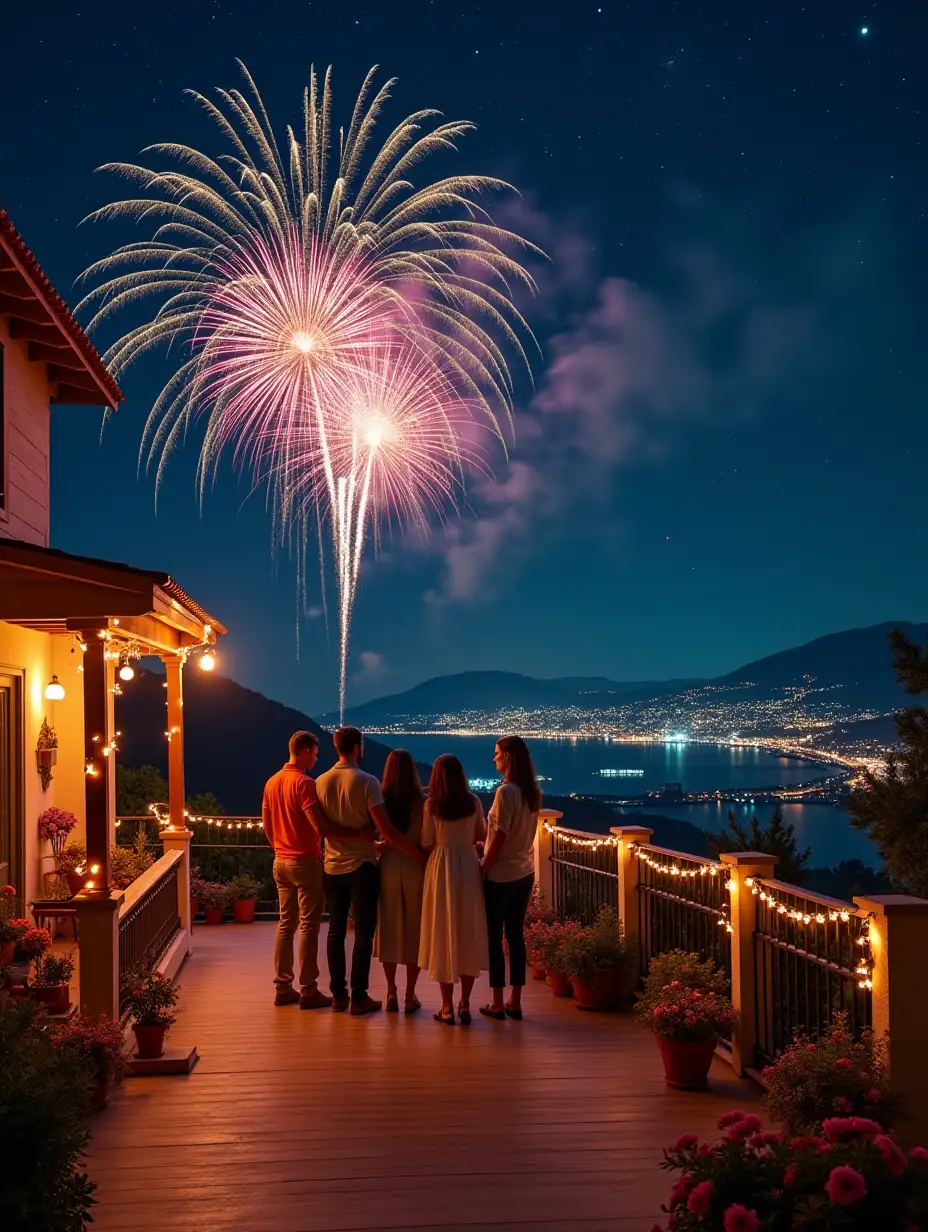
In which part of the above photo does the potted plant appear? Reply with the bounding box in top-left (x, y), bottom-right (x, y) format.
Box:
top-left (536, 918), bottom-right (584, 996)
top-left (35, 717), bottom-right (58, 790)
top-left (762, 1011), bottom-right (903, 1135)
top-left (200, 881), bottom-right (232, 925)
top-left (636, 948), bottom-right (730, 1018)
top-left (109, 827), bottom-right (155, 890)
top-left (656, 1110), bottom-right (928, 1230)
top-left (55, 841), bottom-right (88, 898)
top-left (31, 949), bottom-right (75, 1015)
top-left (562, 906), bottom-right (633, 1010)
top-left (641, 980), bottom-right (736, 1090)
top-left (190, 864), bottom-right (206, 921)
top-left (51, 1012), bottom-right (125, 1110)
top-left (124, 971), bottom-right (179, 1058)
top-left (38, 806), bottom-right (78, 868)
top-left (0, 883), bottom-right (23, 966)
top-left (230, 874), bottom-right (261, 923)
top-left (525, 919), bottom-right (555, 981)
top-left (4, 925), bottom-right (52, 990)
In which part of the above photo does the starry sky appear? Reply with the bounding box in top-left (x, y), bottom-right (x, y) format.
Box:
top-left (2, 0), bottom-right (925, 714)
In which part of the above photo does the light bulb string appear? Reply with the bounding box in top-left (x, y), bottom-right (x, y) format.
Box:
top-left (627, 843), bottom-right (734, 934)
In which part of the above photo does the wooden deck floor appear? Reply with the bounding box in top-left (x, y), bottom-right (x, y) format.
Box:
top-left (87, 924), bottom-right (759, 1232)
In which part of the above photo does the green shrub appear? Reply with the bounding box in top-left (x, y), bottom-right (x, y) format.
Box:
top-left (561, 906), bottom-right (632, 977)
top-left (0, 998), bottom-right (96, 1231)
top-left (230, 873), bottom-right (262, 901)
top-left (636, 949), bottom-right (729, 1020)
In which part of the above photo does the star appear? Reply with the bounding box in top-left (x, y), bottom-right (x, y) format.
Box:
top-left (860, 25), bottom-right (869, 35)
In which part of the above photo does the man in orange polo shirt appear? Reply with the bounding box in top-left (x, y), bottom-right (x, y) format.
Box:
top-left (262, 730), bottom-right (373, 1008)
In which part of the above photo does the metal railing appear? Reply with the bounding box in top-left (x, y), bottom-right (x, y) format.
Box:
top-left (753, 880), bottom-right (872, 1067)
top-left (549, 826), bottom-right (619, 923)
top-left (117, 850), bottom-right (182, 1013)
top-left (636, 845), bottom-right (733, 982)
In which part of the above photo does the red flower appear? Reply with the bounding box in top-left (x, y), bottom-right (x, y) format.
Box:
top-left (826, 1165), bottom-right (867, 1205)
top-left (723, 1204), bottom-right (759, 1232)
top-left (726, 1113), bottom-right (762, 1141)
top-left (909, 1146), bottom-right (928, 1167)
top-left (822, 1116), bottom-right (882, 1143)
top-left (669, 1173), bottom-right (695, 1206)
top-left (132, 988), bottom-right (143, 997)
top-left (832, 1097), bottom-right (852, 1114)
top-left (783, 1164), bottom-right (798, 1188)
top-left (791, 1136), bottom-right (825, 1152)
top-left (876, 1135), bottom-right (907, 1178)
top-left (835, 1057), bottom-right (852, 1071)
top-left (687, 1180), bottom-right (714, 1215)
top-left (865, 1088), bottom-right (882, 1103)
top-left (673, 1134), bottom-right (698, 1152)
top-left (717, 1109), bottom-right (748, 1129)
top-left (1, 885), bottom-right (15, 895)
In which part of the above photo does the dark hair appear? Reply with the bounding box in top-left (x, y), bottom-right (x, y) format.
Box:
top-left (289, 730), bottom-right (319, 758)
top-left (333, 726), bottom-right (363, 757)
top-left (381, 750), bottom-right (424, 835)
top-left (427, 755), bottom-right (475, 821)
top-left (497, 736), bottom-right (541, 812)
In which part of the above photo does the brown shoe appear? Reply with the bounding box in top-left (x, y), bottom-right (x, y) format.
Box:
top-left (331, 994), bottom-right (350, 1013)
top-left (274, 987), bottom-right (300, 1006)
top-left (300, 990), bottom-right (334, 1010)
top-left (349, 995), bottom-right (383, 1016)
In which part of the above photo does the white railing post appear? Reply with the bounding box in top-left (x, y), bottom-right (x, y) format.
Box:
top-left (721, 851), bottom-right (779, 1077)
top-left (855, 893), bottom-right (928, 1146)
top-left (610, 825), bottom-right (654, 984)
top-left (535, 809), bottom-right (562, 911)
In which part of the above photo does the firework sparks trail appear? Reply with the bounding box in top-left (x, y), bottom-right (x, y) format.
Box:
top-left (78, 62), bottom-right (541, 717)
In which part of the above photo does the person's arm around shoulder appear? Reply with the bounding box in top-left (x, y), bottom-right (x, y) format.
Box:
top-left (303, 777), bottom-right (374, 844)
top-left (481, 783), bottom-right (512, 877)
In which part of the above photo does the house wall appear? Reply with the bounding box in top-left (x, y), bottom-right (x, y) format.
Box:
top-left (0, 315), bottom-right (51, 547)
top-left (0, 621), bottom-right (85, 905)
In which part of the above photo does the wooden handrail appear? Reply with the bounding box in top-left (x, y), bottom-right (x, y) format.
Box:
top-left (756, 876), bottom-right (858, 914)
top-left (118, 849), bottom-right (183, 921)
top-left (637, 842), bottom-right (720, 867)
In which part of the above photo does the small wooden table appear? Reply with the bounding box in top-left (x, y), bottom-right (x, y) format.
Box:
top-left (30, 899), bottom-right (79, 941)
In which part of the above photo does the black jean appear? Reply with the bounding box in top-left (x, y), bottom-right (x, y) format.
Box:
top-left (484, 872), bottom-right (535, 990)
top-left (325, 861), bottom-right (380, 999)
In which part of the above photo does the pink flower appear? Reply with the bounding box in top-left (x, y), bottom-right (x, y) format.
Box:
top-left (717, 1109), bottom-right (748, 1129)
top-left (858, 1071), bottom-right (870, 1083)
top-left (909, 1146), bottom-right (928, 1167)
top-left (783, 1164), bottom-right (798, 1188)
top-left (673, 1134), bottom-right (698, 1151)
top-left (791, 1136), bottom-right (824, 1151)
top-left (725, 1113), bottom-right (762, 1141)
top-left (1, 885), bottom-right (15, 895)
top-left (822, 1116), bottom-right (882, 1143)
top-left (806, 1043), bottom-right (817, 1052)
top-left (826, 1165), bottom-right (867, 1205)
top-left (697, 1143), bottom-right (714, 1159)
top-left (669, 1174), bottom-right (695, 1206)
top-left (835, 1058), bottom-right (852, 1071)
top-left (832, 1029), bottom-right (846, 1042)
top-left (749, 1131), bottom-right (782, 1148)
top-left (832, 1097), bottom-right (852, 1114)
top-left (876, 1135), bottom-right (907, 1177)
top-left (865, 1088), bottom-right (882, 1104)
top-left (687, 1181), bottom-right (714, 1215)
top-left (723, 1204), bottom-right (759, 1232)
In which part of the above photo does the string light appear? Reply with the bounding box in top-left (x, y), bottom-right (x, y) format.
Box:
top-left (629, 843), bottom-right (733, 934)
top-left (149, 803), bottom-right (263, 831)
top-left (540, 820), bottom-right (619, 849)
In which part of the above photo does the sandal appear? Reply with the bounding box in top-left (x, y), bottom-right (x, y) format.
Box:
top-left (458, 1007), bottom-right (472, 1026)
top-left (504, 1004), bottom-right (523, 1021)
top-left (404, 996), bottom-right (422, 1015)
top-left (386, 993), bottom-right (399, 1013)
top-left (479, 1004), bottom-right (506, 1021)
top-left (434, 1009), bottom-right (456, 1027)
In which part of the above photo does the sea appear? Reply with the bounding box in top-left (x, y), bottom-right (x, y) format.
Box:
top-left (381, 733), bottom-right (875, 868)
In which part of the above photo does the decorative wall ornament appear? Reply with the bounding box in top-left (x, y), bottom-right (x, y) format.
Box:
top-left (36, 718), bottom-right (58, 791)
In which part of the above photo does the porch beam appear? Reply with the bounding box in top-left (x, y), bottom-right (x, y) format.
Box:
top-left (162, 654), bottom-right (186, 832)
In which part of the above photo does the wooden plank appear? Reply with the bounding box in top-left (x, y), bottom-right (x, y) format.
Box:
top-left (86, 924), bottom-right (760, 1231)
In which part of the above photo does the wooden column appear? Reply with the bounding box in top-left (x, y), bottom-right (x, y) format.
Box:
top-left (82, 632), bottom-right (112, 893)
top-left (610, 824), bottom-right (654, 984)
top-left (534, 809), bottom-right (562, 911)
top-left (855, 894), bottom-right (928, 1146)
top-left (721, 850), bottom-right (780, 1077)
top-left (162, 654), bottom-right (185, 831)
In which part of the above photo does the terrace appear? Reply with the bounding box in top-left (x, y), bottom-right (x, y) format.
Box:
top-left (73, 810), bottom-right (928, 1230)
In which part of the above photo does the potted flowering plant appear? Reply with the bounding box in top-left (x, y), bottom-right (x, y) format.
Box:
top-left (230, 874), bottom-right (262, 923)
top-left (762, 1011), bottom-right (903, 1135)
top-left (656, 1111), bottom-right (928, 1231)
top-left (38, 805), bottom-right (78, 864)
top-left (31, 949), bottom-right (75, 1015)
top-left (51, 1012), bottom-right (126, 1110)
top-left (525, 919), bottom-right (556, 980)
top-left (636, 948), bottom-right (730, 1018)
top-left (190, 864), bottom-right (206, 921)
top-left (0, 883), bottom-right (24, 966)
top-left (125, 971), bottom-right (179, 1058)
top-left (55, 840), bottom-right (88, 897)
top-left (200, 881), bottom-right (232, 925)
top-left (536, 918), bottom-right (585, 996)
top-left (640, 981), bottom-right (736, 1090)
top-left (561, 906), bottom-right (634, 1010)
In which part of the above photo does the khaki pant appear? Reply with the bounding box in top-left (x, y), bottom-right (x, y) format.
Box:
top-left (273, 856), bottom-right (324, 994)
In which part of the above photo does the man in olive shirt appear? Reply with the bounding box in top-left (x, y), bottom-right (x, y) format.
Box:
top-left (316, 726), bottom-right (425, 1015)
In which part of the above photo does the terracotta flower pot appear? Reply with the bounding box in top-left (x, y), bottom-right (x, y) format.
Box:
top-left (531, 962), bottom-right (548, 981)
top-left (134, 1023), bottom-right (167, 1059)
top-left (657, 1034), bottom-right (718, 1090)
top-left (66, 872), bottom-right (85, 898)
top-left (571, 967), bottom-right (627, 1011)
top-left (204, 906), bottom-right (225, 925)
top-left (91, 1068), bottom-right (109, 1111)
top-left (31, 983), bottom-right (70, 1015)
top-left (0, 940), bottom-right (14, 967)
top-left (547, 969), bottom-right (573, 997)
top-left (233, 898), bottom-right (257, 924)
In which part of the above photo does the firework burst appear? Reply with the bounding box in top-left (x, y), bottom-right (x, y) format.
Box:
top-left (78, 62), bottom-right (541, 715)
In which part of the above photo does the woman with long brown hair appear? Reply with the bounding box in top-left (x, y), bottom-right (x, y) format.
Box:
top-left (374, 749), bottom-right (426, 1013)
top-left (418, 754), bottom-right (488, 1025)
top-left (479, 736), bottom-right (541, 1021)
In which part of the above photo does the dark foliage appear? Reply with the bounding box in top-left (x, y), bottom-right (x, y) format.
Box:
top-left (705, 804), bottom-right (811, 883)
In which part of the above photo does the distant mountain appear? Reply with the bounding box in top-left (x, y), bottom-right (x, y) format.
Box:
top-left (116, 670), bottom-right (409, 815)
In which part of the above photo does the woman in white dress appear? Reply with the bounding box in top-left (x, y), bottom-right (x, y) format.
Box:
top-left (374, 750), bottom-right (425, 1014)
top-left (418, 755), bottom-right (488, 1026)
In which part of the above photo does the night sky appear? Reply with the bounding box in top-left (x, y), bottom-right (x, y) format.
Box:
top-left (2, 1), bottom-right (925, 714)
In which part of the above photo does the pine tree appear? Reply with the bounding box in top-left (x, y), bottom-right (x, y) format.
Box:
top-left (706, 803), bottom-right (811, 884)
top-left (846, 628), bottom-right (928, 897)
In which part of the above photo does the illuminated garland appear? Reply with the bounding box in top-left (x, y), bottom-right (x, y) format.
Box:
top-left (746, 876), bottom-right (874, 990)
top-left (629, 843), bottom-right (733, 934)
top-left (541, 819), bottom-right (619, 849)
top-left (149, 804), bottom-right (264, 832)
